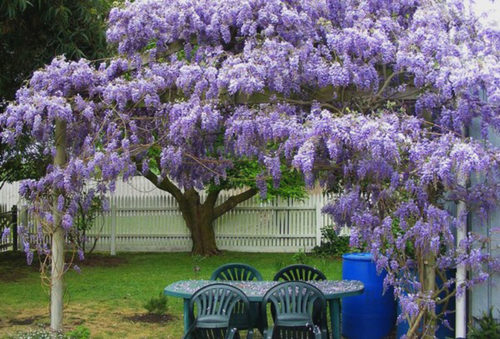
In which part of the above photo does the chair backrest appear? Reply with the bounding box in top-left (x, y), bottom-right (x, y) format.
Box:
top-left (211, 263), bottom-right (263, 281)
top-left (262, 281), bottom-right (327, 330)
top-left (273, 264), bottom-right (327, 282)
top-left (189, 284), bottom-right (250, 329)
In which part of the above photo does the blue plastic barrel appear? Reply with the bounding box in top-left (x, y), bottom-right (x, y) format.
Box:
top-left (342, 253), bottom-right (397, 339)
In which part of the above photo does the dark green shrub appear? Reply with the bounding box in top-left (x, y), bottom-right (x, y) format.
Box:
top-left (469, 308), bottom-right (500, 339)
top-left (313, 225), bottom-right (352, 257)
top-left (144, 293), bottom-right (169, 315)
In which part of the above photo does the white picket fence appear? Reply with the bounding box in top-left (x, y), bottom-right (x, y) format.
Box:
top-left (0, 177), bottom-right (336, 253)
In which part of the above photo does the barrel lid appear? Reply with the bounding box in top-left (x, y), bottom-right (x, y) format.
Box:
top-left (342, 252), bottom-right (373, 261)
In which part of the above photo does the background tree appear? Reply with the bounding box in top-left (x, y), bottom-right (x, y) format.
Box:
top-left (0, 0), bottom-right (111, 102)
top-left (0, 0), bottom-right (113, 190)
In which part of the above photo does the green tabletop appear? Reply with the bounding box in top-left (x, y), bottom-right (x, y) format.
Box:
top-left (164, 279), bottom-right (364, 339)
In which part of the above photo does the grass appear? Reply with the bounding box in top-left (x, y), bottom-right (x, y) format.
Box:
top-left (0, 251), bottom-right (342, 338)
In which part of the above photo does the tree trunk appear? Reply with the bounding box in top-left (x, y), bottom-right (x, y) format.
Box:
top-left (422, 254), bottom-right (436, 338)
top-left (51, 225), bottom-right (64, 331)
top-left (179, 189), bottom-right (219, 256)
top-left (186, 212), bottom-right (219, 255)
top-left (139, 167), bottom-right (259, 256)
top-left (51, 119), bottom-right (66, 332)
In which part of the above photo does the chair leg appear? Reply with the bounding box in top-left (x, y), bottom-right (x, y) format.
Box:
top-left (227, 327), bottom-right (238, 339)
top-left (181, 323), bottom-right (196, 339)
top-left (263, 326), bottom-right (274, 339)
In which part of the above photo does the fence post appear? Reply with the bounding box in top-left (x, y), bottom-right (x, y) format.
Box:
top-left (21, 205), bottom-right (28, 251)
top-left (110, 203), bottom-right (116, 256)
top-left (315, 201), bottom-right (322, 247)
top-left (11, 205), bottom-right (17, 251)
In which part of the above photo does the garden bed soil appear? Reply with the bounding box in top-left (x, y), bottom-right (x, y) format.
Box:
top-left (8, 315), bottom-right (43, 326)
top-left (124, 313), bottom-right (176, 324)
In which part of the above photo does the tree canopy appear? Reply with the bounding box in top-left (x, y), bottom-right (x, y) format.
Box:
top-left (0, 0), bottom-right (499, 335)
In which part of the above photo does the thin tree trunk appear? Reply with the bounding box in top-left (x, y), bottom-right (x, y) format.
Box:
top-left (422, 254), bottom-right (436, 338)
top-left (51, 225), bottom-right (64, 331)
top-left (51, 119), bottom-right (66, 331)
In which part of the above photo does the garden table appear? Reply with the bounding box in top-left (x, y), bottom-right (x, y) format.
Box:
top-left (164, 279), bottom-right (364, 339)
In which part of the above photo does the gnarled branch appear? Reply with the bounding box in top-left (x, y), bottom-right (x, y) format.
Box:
top-left (135, 160), bottom-right (185, 203)
top-left (203, 189), bottom-right (221, 209)
top-left (213, 188), bottom-right (258, 219)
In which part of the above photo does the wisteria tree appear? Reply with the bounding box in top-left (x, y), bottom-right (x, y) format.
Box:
top-left (1, 0), bottom-right (499, 336)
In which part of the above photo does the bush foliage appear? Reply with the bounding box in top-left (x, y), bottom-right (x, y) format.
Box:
top-left (469, 308), bottom-right (500, 339)
top-left (144, 293), bottom-right (169, 315)
top-left (313, 226), bottom-right (355, 257)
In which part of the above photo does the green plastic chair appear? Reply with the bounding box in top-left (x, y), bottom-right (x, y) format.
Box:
top-left (273, 264), bottom-right (327, 282)
top-left (211, 263), bottom-right (263, 333)
top-left (261, 281), bottom-right (328, 339)
top-left (183, 283), bottom-right (253, 339)
top-left (273, 264), bottom-right (328, 336)
top-left (211, 263), bottom-right (263, 281)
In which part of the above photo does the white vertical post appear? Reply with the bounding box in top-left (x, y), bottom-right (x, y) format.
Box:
top-left (20, 205), bottom-right (28, 250)
top-left (456, 125), bottom-right (468, 339)
top-left (110, 202), bottom-right (116, 256)
top-left (315, 197), bottom-right (322, 247)
top-left (456, 198), bottom-right (467, 339)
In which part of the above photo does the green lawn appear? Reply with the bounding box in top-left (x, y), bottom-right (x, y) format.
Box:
top-left (0, 251), bottom-right (342, 338)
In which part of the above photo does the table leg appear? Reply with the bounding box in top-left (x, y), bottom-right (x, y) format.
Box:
top-left (183, 298), bottom-right (191, 337)
top-left (329, 299), bottom-right (341, 339)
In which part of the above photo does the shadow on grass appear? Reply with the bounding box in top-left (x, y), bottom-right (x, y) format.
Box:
top-left (0, 251), bottom-right (39, 282)
top-left (0, 251), bottom-right (128, 282)
top-left (78, 254), bottom-right (127, 267)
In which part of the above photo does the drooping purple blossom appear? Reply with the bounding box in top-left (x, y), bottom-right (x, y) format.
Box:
top-left (1, 227), bottom-right (10, 241)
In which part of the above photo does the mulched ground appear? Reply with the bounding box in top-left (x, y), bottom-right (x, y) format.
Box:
top-left (124, 313), bottom-right (176, 324)
top-left (8, 315), bottom-right (43, 326)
